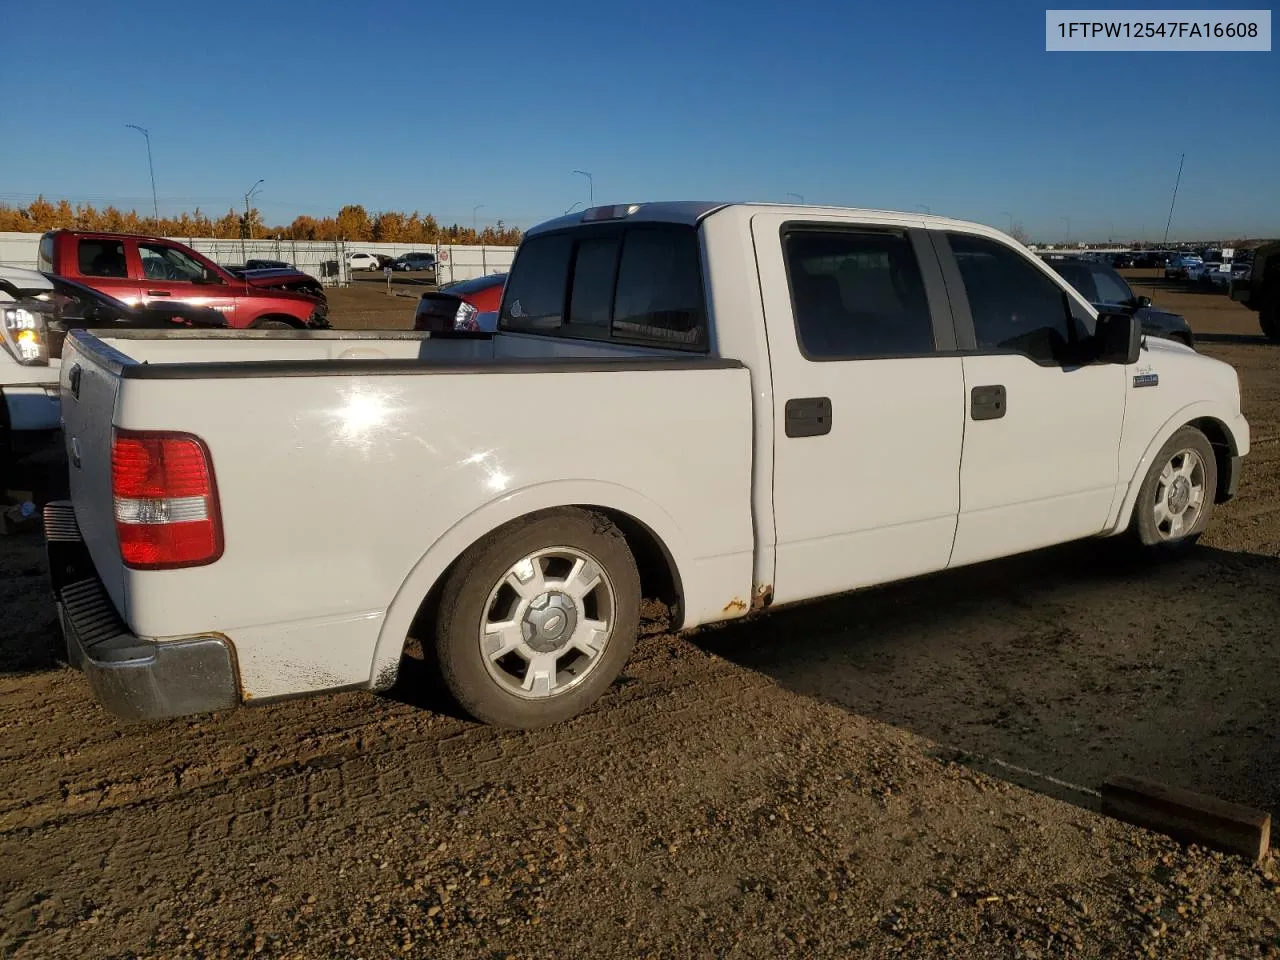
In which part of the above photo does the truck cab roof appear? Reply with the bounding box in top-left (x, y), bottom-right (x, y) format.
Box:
top-left (524, 201), bottom-right (1009, 239)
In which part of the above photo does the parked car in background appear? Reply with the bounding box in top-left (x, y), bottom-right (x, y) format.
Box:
top-left (392, 252), bottom-right (438, 278)
top-left (244, 258), bottom-right (293, 270)
top-left (1164, 253), bottom-right (1203, 279)
top-left (46, 201), bottom-right (1248, 729)
top-left (346, 252), bottom-right (381, 272)
top-left (1042, 255), bottom-right (1195, 347)
top-left (1110, 252), bottom-right (1135, 268)
top-left (38, 230), bottom-right (330, 329)
top-left (413, 273), bottom-right (506, 332)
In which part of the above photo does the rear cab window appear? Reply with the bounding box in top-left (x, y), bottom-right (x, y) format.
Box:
top-left (499, 224), bottom-right (708, 351)
top-left (38, 234), bottom-right (55, 273)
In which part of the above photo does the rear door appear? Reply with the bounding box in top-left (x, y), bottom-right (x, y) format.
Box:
top-left (133, 240), bottom-right (240, 324)
top-left (750, 213), bottom-right (966, 606)
top-left (935, 230), bottom-right (1126, 567)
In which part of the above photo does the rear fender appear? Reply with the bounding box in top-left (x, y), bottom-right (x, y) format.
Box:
top-left (367, 480), bottom-right (697, 691)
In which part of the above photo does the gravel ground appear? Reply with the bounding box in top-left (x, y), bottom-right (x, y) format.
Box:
top-left (2, 276), bottom-right (1279, 959)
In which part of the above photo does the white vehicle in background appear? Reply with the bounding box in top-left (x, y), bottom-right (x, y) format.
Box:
top-left (0, 266), bottom-right (62, 484)
top-left (46, 201), bottom-right (1249, 730)
top-left (345, 252), bottom-right (382, 272)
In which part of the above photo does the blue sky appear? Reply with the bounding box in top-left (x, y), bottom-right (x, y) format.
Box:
top-left (3, 0), bottom-right (1276, 240)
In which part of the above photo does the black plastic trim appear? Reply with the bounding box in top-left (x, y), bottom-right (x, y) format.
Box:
top-left (928, 229), bottom-right (978, 351)
top-left (1222, 454), bottom-right (1243, 502)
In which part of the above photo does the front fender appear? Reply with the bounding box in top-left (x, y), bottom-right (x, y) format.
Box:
top-left (367, 479), bottom-right (700, 691)
top-left (1106, 400), bottom-right (1249, 534)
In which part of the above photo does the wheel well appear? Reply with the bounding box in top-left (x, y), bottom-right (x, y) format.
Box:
top-left (407, 504), bottom-right (684, 647)
top-left (250, 314), bottom-right (301, 328)
top-left (1188, 417), bottom-right (1236, 502)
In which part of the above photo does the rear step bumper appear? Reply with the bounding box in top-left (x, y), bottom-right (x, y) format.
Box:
top-left (43, 501), bottom-right (240, 721)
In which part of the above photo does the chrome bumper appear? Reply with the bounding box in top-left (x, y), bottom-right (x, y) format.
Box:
top-left (44, 501), bottom-right (240, 721)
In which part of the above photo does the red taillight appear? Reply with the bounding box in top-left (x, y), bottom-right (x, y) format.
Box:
top-left (111, 430), bottom-right (223, 569)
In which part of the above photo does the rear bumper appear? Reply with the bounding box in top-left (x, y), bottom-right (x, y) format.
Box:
top-left (44, 501), bottom-right (240, 721)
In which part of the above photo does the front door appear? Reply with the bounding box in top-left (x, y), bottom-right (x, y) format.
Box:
top-left (133, 240), bottom-right (240, 324)
top-left (751, 213), bottom-right (967, 606)
top-left (936, 230), bottom-right (1127, 568)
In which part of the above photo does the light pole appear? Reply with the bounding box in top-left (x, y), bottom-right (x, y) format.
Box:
top-left (472, 204), bottom-right (485, 235)
top-left (916, 204), bottom-right (931, 214)
top-left (125, 124), bottom-right (159, 225)
top-left (1060, 216), bottom-right (1071, 244)
top-left (786, 192), bottom-right (804, 204)
top-left (564, 201), bottom-right (583, 215)
top-left (572, 170), bottom-right (594, 207)
top-left (1106, 219), bottom-right (1115, 244)
top-left (244, 179), bottom-right (264, 236)
top-left (1163, 152), bottom-right (1185, 246)
top-left (1000, 210), bottom-right (1013, 233)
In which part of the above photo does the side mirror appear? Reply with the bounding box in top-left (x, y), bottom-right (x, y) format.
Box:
top-left (1096, 312), bottom-right (1141, 365)
top-left (1135, 295), bottom-right (1152, 308)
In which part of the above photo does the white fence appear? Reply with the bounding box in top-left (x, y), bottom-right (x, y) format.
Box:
top-left (0, 232), bottom-right (517, 286)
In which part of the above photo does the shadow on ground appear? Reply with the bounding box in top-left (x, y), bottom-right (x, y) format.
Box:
top-left (696, 538), bottom-right (1280, 819)
top-left (1196, 332), bottom-right (1272, 346)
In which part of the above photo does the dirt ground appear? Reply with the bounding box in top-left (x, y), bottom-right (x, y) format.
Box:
top-left (3, 276), bottom-right (1280, 959)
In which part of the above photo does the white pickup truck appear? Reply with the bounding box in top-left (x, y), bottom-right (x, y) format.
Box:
top-left (45, 201), bottom-right (1249, 729)
top-left (0, 266), bottom-right (63, 479)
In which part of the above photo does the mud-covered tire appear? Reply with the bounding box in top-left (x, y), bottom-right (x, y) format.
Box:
top-left (433, 508), bottom-right (641, 729)
top-left (1130, 426), bottom-right (1217, 557)
top-left (254, 319), bottom-right (295, 330)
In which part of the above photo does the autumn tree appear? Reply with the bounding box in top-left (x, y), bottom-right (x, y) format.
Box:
top-left (0, 198), bottom-right (523, 245)
top-left (334, 204), bottom-right (373, 241)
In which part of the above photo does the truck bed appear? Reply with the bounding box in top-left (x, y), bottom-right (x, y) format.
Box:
top-left (57, 329), bottom-right (757, 702)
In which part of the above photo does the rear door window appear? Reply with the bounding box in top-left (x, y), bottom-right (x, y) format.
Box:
top-left (782, 228), bottom-right (935, 359)
top-left (78, 239), bottom-right (128, 278)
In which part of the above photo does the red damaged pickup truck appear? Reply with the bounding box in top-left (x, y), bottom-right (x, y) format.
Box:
top-left (38, 229), bottom-right (330, 329)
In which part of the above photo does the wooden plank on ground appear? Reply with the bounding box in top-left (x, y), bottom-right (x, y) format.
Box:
top-left (1101, 774), bottom-right (1271, 862)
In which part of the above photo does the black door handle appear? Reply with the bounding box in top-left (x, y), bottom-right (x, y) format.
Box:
top-left (785, 397), bottom-right (832, 437)
top-left (68, 363), bottom-right (81, 400)
top-left (971, 384), bottom-right (1006, 420)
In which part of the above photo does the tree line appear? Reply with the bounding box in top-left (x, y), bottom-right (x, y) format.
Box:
top-left (0, 197), bottom-right (524, 246)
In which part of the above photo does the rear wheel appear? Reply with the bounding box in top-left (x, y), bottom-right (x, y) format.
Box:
top-left (1130, 426), bottom-right (1216, 557)
top-left (255, 319), bottom-right (295, 330)
top-left (433, 508), bottom-right (641, 729)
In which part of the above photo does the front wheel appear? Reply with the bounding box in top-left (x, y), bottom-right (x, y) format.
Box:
top-left (1130, 426), bottom-right (1217, 556)
top-left (433, 508), bottom-right (641, 728)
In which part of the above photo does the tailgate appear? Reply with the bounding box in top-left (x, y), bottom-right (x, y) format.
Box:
top-left (58, 334), bottom-right (128, 613)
